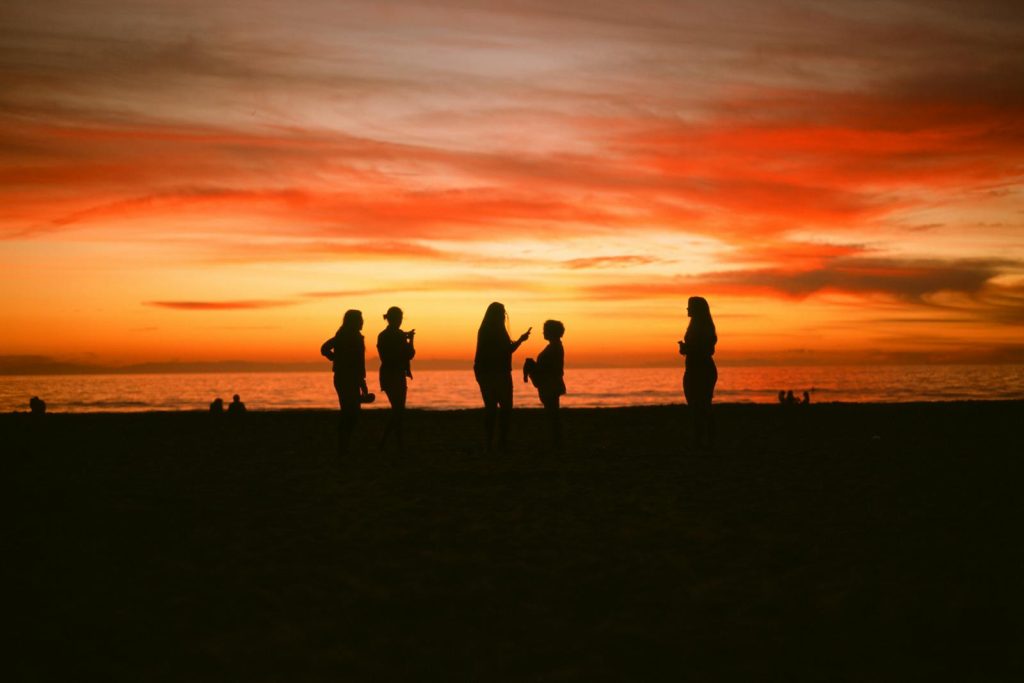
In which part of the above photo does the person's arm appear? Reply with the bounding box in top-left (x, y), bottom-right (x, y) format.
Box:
top-left (321, 337), bottom-right (336, 360)
top-left (677, 340), bottom-right (687, 356)
top-left (510, 327), bottom-right (532, 353)
top-left (406, 330), bottom-right (416, 360)
top-left (359, 338), bottom-right (368, 394)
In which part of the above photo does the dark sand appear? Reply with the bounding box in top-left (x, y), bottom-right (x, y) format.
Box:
top-left (7, 403), bottom-right (1023, 681)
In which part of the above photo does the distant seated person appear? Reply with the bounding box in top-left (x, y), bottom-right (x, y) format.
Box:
top-left (777, 390), bottom-right (786, 404)
top-left (228, 394), bottom-right (246, 413)
top-left (29, 395), bottom-right (46, 415)
top-left (785, 390), bottom-right (796, 405)
top-left (802, 391), bottom-right (811, 405)
top-left (209, 397), bottom-right (224, 413)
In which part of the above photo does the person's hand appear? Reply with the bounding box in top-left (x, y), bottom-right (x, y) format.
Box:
top-left (519, 327), bottom-right (532, 343)
top-left (678, 340), bottom-right (686, 355)
top-left (407, 329), bottom-right (416, 340)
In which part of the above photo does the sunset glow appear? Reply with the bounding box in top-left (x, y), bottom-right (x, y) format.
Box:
top-left (2, 0), bottom-right (1023, 370)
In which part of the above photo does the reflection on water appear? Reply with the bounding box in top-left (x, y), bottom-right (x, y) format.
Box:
top-left (2, 365), bottom-right (1023, 413)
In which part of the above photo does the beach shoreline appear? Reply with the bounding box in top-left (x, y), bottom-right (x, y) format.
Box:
top-left (9, 403), bottom-right (1022, 680)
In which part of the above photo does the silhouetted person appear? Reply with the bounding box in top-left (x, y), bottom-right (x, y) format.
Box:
top-left (523, 320), bottom-right (566, 448)
top-left (802, 391), bottom-right (811, 405)
top-left (377, 306), bottom-right (416, 453)
top-left (227, 394), bottom-right (246, 413)
top-left (474, 302), bottom-right (530, 452)
top-left (209, 397), bottom-right (224, 413)
top-left (678, 296), bottom-right (717, 450)
top-left (778, 390), bottom-right (786, 405)
top-left (785, 390), bottom-right (796, 406)
top-left (322, 309), bottom-right (370, 455)
top-left (29, 396), bottom-right (46, 415)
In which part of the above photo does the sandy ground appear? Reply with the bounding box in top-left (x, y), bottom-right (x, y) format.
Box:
top-left (7, 402), bottom-right (1023, 681)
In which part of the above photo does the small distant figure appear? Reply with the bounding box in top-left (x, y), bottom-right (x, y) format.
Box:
top-left (228, 394), bottom-right (246, 413)
top-left (322, 309), bottom-right (371, 455)
top-left (523, 319), bottom-right (567, 448)
top-left (377, 306), bottom-right (416, 453)
top-left (678, 296), bottom-right (717, 451)
top-left (777, 390), bottom-right (786, 405)
top-left (802, 391), bottom-right (811, 405)
top-left (209, 397), bottom-right (224, 413)
top-left (785, 390), bottom-right (796, 406)
top-left (29, 396), bottom-right (46, 415)
top-left (474, 302), bottom-right (531, 452)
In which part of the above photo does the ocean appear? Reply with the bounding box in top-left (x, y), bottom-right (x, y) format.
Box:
top-left (2, 365), bottom-right (1023, 413)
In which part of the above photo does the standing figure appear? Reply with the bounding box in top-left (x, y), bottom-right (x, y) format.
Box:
top-left (321, 309), bottom-right (370, 455)
top-left (228, 394), bottom-right (246, 413)
top-left (377, 306), bottom-right (416, 453)
top-left (523, 320), bottom-right (567, 448)
top-left (678, 296), bottom-right (718, 450)
top-left (474, 302), bottom-right (531, 452)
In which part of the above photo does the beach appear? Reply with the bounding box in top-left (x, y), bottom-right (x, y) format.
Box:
top-left (8, 403), bottom-right (1022, 681)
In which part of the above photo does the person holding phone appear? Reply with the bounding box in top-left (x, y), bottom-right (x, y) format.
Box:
top-left (377, 306), bottom-right (416, 453)
top-left (474, 301), bottom-right (531, 452)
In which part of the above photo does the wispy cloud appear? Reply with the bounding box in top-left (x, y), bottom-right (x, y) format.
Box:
top-left (144, 300), bottom-right (297, 310)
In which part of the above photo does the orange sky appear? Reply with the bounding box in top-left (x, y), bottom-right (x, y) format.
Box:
top-left (2, 0), bottom-right (1023, 371)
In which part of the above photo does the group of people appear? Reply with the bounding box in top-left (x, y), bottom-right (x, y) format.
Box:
top-left (209, 395), bottom-right (247, 413)
top-left (321, 296), bottom-right (719, 454)
top-left (778, 390), bottom-right (811, 406)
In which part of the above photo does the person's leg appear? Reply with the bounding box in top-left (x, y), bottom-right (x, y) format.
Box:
top-left (391, 384), bottom-right (407, 452)
top-left (479, 380), bottom-right (498, 451)
top-left (497, 373), bottom-right (513, 450)
top-left (334, 376), bottom-right (361, 455)
top-left (542, 392), bottom-right (561, 448)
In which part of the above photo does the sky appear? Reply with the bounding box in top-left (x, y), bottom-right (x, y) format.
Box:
top-left (2, 0), bottom-right (1023, 370)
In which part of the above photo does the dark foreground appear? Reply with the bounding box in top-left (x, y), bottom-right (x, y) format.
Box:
top-left (7, 403), bottom-right (1023, 681)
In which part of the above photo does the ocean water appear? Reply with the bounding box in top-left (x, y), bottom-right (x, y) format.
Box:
top-left (2, 365), bottom-right (1023, 413)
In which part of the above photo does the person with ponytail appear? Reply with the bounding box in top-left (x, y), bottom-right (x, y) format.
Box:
top-left (377, 306), bottom-right (415, 452)
top-left (678, 296), bottom-right (717, 450)
top-left (321, 309), bottom-right (370, 455)
top-left (474, 301), bottom-right (531, 452)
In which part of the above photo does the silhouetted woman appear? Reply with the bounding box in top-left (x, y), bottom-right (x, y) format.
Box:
top-left (524, 320), bottom-right (566, 448)
top-left (678, 296), bottom-right (717, 450)
top-left (474, 302), bottom-right (530, 452)
top-left (377, 306), bottom-right (416, 452)
top-left (321, 309), bottom-right (370, 455)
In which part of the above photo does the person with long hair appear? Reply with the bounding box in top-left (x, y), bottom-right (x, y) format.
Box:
top-left (321, 309), bottom-right (370, 455)
top-left (474, 302), bottom-right (531, 452)
top-left (523, 319), bottom-right (566, 448)
top-left (377, 306), bottom-right (416, 453)
top-left (678, 296), bottom-right (717, 450)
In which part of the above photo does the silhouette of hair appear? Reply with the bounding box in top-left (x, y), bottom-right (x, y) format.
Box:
top-left (479, 302), bottom-right (510, 341)
top-left (340, 309), bottom-right (363, 332)
top-left (384, 306), bottom-right (403, 324)
top-left (685, 296), bottom-right (717, 349)
top-left (233, 394), bottom-right (240, 401)
top-left (543, 319), bottom-right (565, 339)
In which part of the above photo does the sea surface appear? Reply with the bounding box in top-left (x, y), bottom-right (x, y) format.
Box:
top-left (3, 365), bottom-right (1023, 413)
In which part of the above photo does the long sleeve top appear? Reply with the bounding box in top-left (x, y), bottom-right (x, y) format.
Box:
top-left (321, 329), bottom-right (366, 385)
top-left (474, 329), bottom-right (524, 375)
top-left (535, 341), bottom-right (566, 396)
top-left (377, 327), bottom-right (415, 379)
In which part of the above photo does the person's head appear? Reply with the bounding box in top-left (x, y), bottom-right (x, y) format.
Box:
top-left (543, 319), bottom-right (565, 341)
top-left (687, 296), bottom-right (712, 320)
top-left (233, 394), bottom-right (241, 402)
top-left (384, 306), bottom-right (403, 328)
top-left (479, 302), bottom-right (508, 334)
top-left (341, 309), bottom-right (363, 332)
